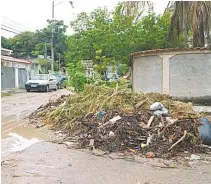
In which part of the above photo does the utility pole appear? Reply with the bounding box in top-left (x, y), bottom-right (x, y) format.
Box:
top-left (50, 1), bottom-right (73, 74)
top-left (59, 53), bottom-right (61, 72)
top-left (44, 37), bottom-right (47, 59)
top-left (51, 1), bottom-right (55, 73)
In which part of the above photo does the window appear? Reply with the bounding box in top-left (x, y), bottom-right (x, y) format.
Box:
top-left (31, 75), bottom-right (49, 80)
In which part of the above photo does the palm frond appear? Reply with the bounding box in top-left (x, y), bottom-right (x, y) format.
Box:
top-left (169, 1), bottom-right (211, 47)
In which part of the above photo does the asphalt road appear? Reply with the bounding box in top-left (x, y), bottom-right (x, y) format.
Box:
top-left (1, 90), bottom-right (211, 184)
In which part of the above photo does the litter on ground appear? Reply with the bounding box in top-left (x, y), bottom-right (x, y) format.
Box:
top-left (28, 85), bottom-right (211, 158)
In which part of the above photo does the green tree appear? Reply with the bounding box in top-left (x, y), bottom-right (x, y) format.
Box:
top-left (33, 20), bottom-right (68, 66)
top-left (67, 61), bottom-right (86, 92)
top-left (8, 31), bottom-right (38, 58)
top-left (66, 6), bottom-right (182, 71)
top-left (1, 36), bottom-right (11, 49)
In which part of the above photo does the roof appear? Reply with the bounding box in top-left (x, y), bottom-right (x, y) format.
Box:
top-left (1, 55), bottom-right (31, 64)
top-left (1, 48), bottom-right (13, 52)
top-left (130, 47), bottom-right (211, 57)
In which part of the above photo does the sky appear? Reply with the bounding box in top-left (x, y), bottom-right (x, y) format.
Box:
top-left (1, 0), bottom-right (169, 38)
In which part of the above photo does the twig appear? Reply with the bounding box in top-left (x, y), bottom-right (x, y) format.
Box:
top-left (168, 130), bottom-right (187, 151)
top-left (158, 119), bottom-right (177, 138)
top-left (135, 98), bottom-right (148, 109)
top-left (107, 153), bottom-right (114, 160)
top-left (147, 116), bottom-right (154, 128)
top-left (160, 116), bottom-right (164, 126)
top-left (151, 165), bottom-right (177, 169)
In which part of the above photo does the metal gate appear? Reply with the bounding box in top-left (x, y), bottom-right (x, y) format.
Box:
top-left (18, 68), bottom-right (27, 88)
top-left (1, 66), bottom-right (15, 89)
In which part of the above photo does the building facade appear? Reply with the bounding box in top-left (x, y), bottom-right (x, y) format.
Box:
top-left (1, 48), bottom-right (31, 89)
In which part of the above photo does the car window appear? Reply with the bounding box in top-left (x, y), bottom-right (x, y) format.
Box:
top-left (31, 75), bottom-right (48, 80)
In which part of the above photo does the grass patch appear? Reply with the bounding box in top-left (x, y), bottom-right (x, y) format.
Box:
top-left (1, 92), bottom-right (12, 98)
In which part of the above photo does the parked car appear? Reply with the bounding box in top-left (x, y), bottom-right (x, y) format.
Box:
top-left (25, 74), bottom-right (58, 92)
top-left (53, 74), bottom-right (67, 89)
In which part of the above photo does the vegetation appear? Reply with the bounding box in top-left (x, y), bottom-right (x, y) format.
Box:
top-left (122, 1), bottom-right (211, 47)
top-left (2, 1), bottom-right (210, 90)
top-left (1, 20), bottom-right (67, 66)
top-left (1, 92), bottom-right (12, 98)
top-left (67, 61), bottom-right (86, 92)
top-left (169, 1), bottom-right (211, 47)
top-left (66, 4), bottom-right (183, 75)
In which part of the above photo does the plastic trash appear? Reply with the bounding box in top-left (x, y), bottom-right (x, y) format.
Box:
top-left (153, 107), bottom-right (168, 116)
top-left (186, 154), bottom-right (201, 161)
top-left (199, 117), bottom-right (211, 146)
top-left (150, 102), bottom-right (168, 116)
top-left (150, 102), bottom-right (164, 111)
top-left (109, 115), bottom-right (121, 123)
top-left (97, 110), bottom-right (105, 118)
top-left (109, 131), bottom-right (115, 137)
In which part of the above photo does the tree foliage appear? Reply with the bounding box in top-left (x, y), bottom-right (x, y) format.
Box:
top-left (67, 61), bottom-right (86, 92)
top-left (66, 4), bottom-right (183, 73)
top-left (8, 31), bottom-right (37, 58)
top-left (1, 36), bottom-right (12, 49)
top-left (4, 20), bottom-right (67, 67)
top-left (33, 20), bottom-right (68, 64)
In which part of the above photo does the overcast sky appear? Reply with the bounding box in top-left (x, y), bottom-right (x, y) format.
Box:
top-left (1, 0), bottom-right (168, 38)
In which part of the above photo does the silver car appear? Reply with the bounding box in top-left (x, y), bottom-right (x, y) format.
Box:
top-left (25, 74), bottom-right (58, 92)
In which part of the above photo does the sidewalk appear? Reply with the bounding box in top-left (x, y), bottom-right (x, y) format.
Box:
top-left (1, 88), bottom-right (25, 94)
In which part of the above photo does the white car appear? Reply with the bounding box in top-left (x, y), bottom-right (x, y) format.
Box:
top-left (25, 74), bottom-right (58, 92)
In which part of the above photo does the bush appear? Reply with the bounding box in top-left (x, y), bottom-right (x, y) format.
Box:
top-left (67, 61), bottom-right (86, 92)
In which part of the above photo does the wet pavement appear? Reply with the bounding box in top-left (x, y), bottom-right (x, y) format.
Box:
top-left (1, 90), bottom-right (211, 184)
top-left (1, 89), bottom-right (69, 158)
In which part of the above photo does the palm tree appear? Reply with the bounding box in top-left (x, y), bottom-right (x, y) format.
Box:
top-left (168, 1), bottom-right (211, 48)
top-left (121, 1), bottom-right (153, 23)
top-left (122, 1), bottom-right (211, 48)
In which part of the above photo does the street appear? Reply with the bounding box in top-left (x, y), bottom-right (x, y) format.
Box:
top-left (1, 90), bottom-right (211, 184)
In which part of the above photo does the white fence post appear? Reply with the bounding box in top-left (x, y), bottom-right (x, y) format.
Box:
top-left (15, 65), bottom-right (19, 88)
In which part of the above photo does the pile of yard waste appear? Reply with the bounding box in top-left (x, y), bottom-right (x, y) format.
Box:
top-left (29, 85), bottom-right (209, 158)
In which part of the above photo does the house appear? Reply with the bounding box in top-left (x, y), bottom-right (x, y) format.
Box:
top-left (1, 48), bottom-right (31, 69)
top-left (1, 47), bottom-right (31, 89)
top-left (130, 47), bottom-right (211, 104)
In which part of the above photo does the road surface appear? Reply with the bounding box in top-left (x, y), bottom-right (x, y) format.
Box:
top-left (2, 90), bottom-right (211, 184)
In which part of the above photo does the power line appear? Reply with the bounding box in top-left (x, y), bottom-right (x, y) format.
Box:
top-left (2, 16), bottom-right (32, 31)
top-left (1, 21), bottom-right (27, 32)
top-left (1, 24), bottom-right (22, 33)
top-left (1, 27), bottom-right (19, 34)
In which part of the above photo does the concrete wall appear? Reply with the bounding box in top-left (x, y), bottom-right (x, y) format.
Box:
top-left (132, 51), bottom-right (211, 101)
top-left (133, 56), bottom-right (163, 93)
top-left (169, 53), bottom-right (211, 98)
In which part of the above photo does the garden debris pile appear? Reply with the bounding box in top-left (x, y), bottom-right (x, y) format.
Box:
top-left (29, 85), bottom-right (207, 158)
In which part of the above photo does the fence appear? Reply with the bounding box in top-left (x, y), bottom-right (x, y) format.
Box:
top-left (1, 66), bottom-right (15, 89)
top-left (18, 68), bottom-right (27, 88)
top-left (1, 66), bottom-right (28, 90)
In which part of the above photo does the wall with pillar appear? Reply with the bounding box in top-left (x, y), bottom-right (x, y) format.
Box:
top-left (132, 50), bottom-right (211, 100)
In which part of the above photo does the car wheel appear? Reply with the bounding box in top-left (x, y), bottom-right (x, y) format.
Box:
top-left (57, 84), bottom-right (60, 89)
top-left (45, 85), bottom-right (49, 92)
top-left (26, 89), bottom-right (30, 92)
top-left (54, 85), bottom-right (58, 91)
